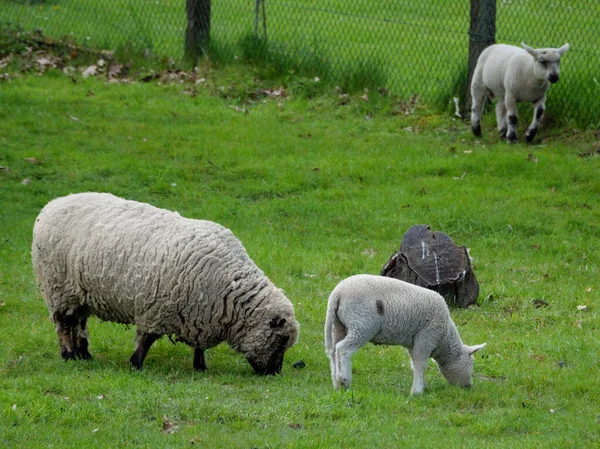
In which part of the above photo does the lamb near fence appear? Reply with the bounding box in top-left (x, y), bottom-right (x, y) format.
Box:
top-left (471, 42), bottom-right (569, 143)
top-left (32, 192), bottom-right (299, 375)
top-left (324, 274), bottom-right (486, 394)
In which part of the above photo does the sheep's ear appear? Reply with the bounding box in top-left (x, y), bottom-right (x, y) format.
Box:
top-left (521, 42), bottom-right (537, 58)
top-left (269, 316), bottom-right (286, 328)
top-left (557, 43), bottom-right (570, 55)
top-left (466, 343), bottom-right (487, 355)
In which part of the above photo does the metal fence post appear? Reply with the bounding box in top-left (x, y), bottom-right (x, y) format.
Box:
top-left (185, 0), bottom-right (211, 60)
top-left (466, 0), bottom-right (496, 115)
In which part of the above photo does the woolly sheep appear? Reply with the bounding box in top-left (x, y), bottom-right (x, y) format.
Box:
top-left (324, 274), bottom-right (486, 394)
top-left (32, 192), bottom-right (299, 375)
top-left (471, 42), bottom-right (569, 143)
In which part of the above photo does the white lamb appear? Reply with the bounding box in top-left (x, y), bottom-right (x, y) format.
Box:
top-left (471, 42), bottom-right (569, 143)
top-left (324, 274), bottom-right (486, 394)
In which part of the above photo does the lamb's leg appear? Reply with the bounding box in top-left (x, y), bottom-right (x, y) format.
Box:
top-left (505, 92), bottom-right (519, 143)
top-left (193, 348), bottom-right (207, 371)
top-left (129, 332), bottom-right (160, 370)
top-left (333, 326), bottom-right (375, 390)
top-left (329, 320), bottom-right (347, 388)
top-left (526, 97), bottom-right (546, 143)
top-left (408, 332), bottom-right (436, 394)
top-left (73, 316), bottom-right (92, 360)
top-left (495, 98), bottom-right (507, 138)
top-left (470, 83), bottom-right (487, 137)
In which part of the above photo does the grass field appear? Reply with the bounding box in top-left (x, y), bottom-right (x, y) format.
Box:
top-left (2, 0), bottom-right (599, 125)
top-left (1, 53), bottom-right (599, 448)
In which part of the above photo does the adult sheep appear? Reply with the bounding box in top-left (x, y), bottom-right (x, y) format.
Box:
top-left (471, 42), bottom-right (569, 143)
top-left (325, 274), bottom-right (485, 394)
top-left (32, 192), bottom-right (299, 375)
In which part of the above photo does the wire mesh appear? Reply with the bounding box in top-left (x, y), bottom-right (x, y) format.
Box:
top-left (2, 0), bottom-right (598, 126)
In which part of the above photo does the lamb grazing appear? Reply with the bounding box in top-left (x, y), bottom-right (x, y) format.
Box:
top-left (324, 274), bottom-right (485, 394)
top-left (471, 42), bottom-right (569, 143)
top-left (32, 192), bottom-right (299, 375)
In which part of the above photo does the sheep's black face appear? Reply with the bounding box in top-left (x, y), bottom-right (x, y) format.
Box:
top-left (239, 313), bottom-right (299, 375)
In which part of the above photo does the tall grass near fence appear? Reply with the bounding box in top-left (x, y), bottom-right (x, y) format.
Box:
top-left (2, 0), bottom-right (599, 126)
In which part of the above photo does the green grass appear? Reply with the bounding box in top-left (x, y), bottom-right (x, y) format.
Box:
top-left (1, 65), bottom-right (599, 448)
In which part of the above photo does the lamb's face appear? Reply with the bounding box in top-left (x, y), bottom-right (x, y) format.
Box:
top-left (522, 43), bottom-right (570, 84)
top-left (238, 312), bottom-right (299, 375)
top-left (438, 343), bottom-right (486, 388)
top-left (438, 349), bottom-right (475, 388)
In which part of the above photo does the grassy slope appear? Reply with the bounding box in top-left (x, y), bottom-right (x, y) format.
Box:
top-left (0, 72), bottom-right (599, 448)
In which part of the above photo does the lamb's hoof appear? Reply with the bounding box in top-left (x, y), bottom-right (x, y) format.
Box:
top-left (507, 133), bottom-right (517, 144)
top-left (334, 378), bottom-right (351, 390)
top-left (525, 129), bottom-right (537, 143)
top-left (471, 124), bottom-right (482, 137)
top-left (499, 127), bottom-right (507, 139)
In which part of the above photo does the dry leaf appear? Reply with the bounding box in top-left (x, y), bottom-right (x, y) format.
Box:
top-left (21, 178), bottom-right (31, 185)
top-left (25, 157), bottom-right (42, 165)
top-left (576, 305), bottom-right (587, 311)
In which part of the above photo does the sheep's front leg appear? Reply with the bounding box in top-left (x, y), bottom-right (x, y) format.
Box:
top-left (193, 348), bottom-right (207, 371)
top-left (526, 97), bottom-right (546, 143)
top-left (495, 98), bottom-right (507, 138)
top-left (505, 92), bottom-right (519, 143)
top-left (129, 332), bottom-right (160, 370)
top-left (407, 348), bottom-right (429, 395)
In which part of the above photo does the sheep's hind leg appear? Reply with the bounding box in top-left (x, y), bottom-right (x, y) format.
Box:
top-left (470, 84), bottom-right (487, 137)
top-left (54, 316), bottom-right (76, 361)
top-left (526, 98), bottom-right (545, 143)
top-left (193, 348), bottom-right (207, 371)
top-left (129, 332), bottom-right (160, 370)
top-left (72, 312), bottom-right (92, 360)
top-left (329, 320), bottom-right (347, 388)
top-left (333, 326), bottom-right (376, 390)
top-left (495, 99), bottom-right (507, 138)
top-left (505, 93), bottom-right (519, 143)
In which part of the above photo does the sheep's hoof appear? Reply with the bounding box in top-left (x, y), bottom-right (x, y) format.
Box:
top-left (499, 127), bottom-right (507, 139)
top-left (507, 133), bottom-right (517, 144)
top-left (76, 350), bottom-right (93, 361)
top-left (471, 124), bottom-right (482, 137)
top-left (525, 129), bottom-right (537, 143)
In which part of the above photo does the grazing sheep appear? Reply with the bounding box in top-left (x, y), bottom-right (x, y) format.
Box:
top-left (324, 274), bottom-right (485, 394)
top-left (32, 192), bottom-right (299, 375)
top-left (471, 42), bottom-right (569, 143)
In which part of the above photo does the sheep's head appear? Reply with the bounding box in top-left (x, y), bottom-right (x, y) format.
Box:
top-left (437, 343), bottom-right (486, 388)
top-left (522, 42), bottom-right (570, 84)
top-left (233, 299), bottom-right (299, 375)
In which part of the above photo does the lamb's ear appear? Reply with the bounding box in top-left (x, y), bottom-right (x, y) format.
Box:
top-left (521, 43), bottom-right (537, 58)
top-left (269, 316), bottom-right (287, 328)
top-left (557, 43), bottom-right (570, 55)
top-left (466, 343), bottom-right (487, 355)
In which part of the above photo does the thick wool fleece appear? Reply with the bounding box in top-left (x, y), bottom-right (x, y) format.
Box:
top-left (32, 192), bottom-right (299, 373)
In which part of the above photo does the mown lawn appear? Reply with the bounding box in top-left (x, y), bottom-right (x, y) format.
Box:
top-left (0, 66), bottom-right (599, 448)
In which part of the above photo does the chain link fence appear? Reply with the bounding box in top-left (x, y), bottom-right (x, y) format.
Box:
top-left (2, 0), bottom-right (598, 127)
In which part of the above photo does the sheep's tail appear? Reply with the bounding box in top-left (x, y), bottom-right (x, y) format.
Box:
top-left (324, 288), bottom-right (342, 358)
